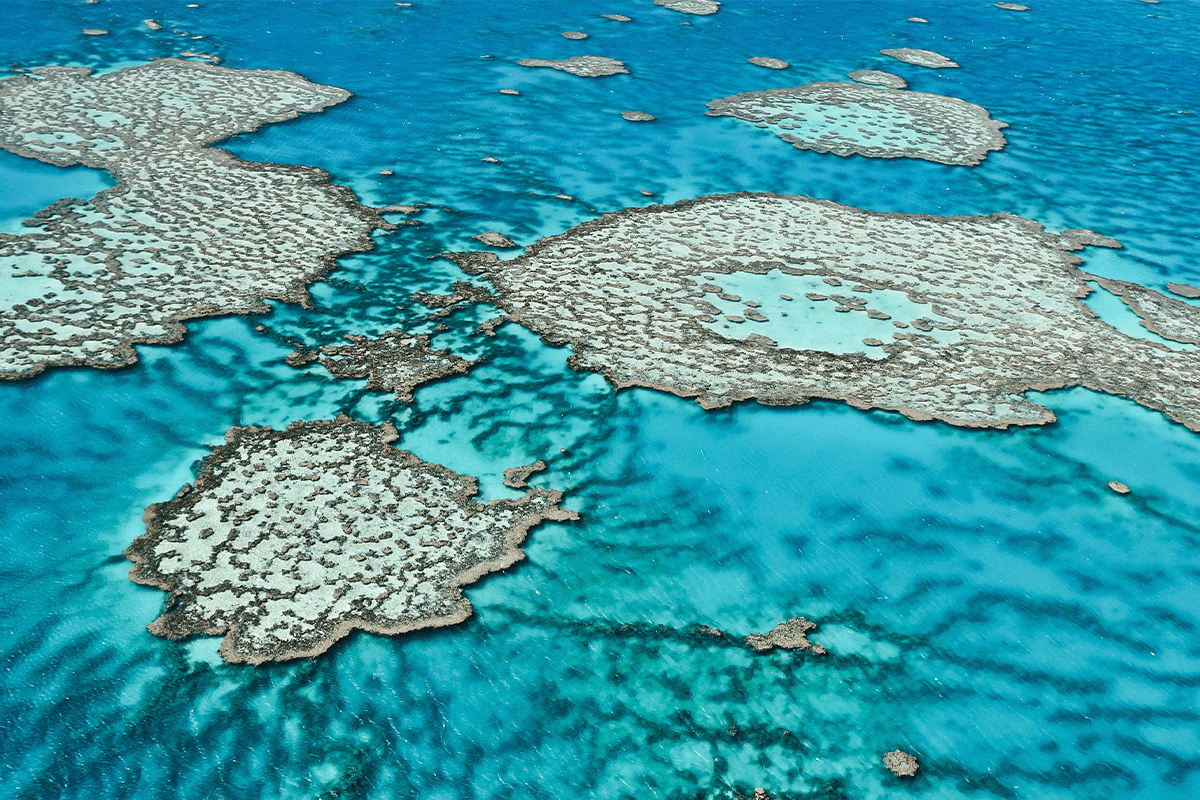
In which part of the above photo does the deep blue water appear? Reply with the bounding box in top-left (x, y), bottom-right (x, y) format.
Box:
top-left (2, 1), bottom-right (1200, 798)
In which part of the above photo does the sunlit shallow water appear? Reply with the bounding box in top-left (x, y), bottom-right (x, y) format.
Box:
top-left (0, 148), bottom-right (115, 233)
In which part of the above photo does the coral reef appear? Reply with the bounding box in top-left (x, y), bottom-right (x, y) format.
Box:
top-left (298, 330), bottom-right (477, 402)
top-left (883, 750), bottom-right (920, 777)
top-left (746, 617), bottom-right (827, 654)
top-left (0, 59), bottom-right (377, 380)
top-left (517, 56), bottom-right (629, 77)
top-left (655, 0), bottom-right (720, 15)
top-left (748, 57), bottom-right (789, 70)
top-left (847, 69), bottom-right (907, 89)
top-left (445, 192), bottom-right (1200, 432)
top-left (126, 417), bottom-right (577, 664)
top-left (706, 82), bottom-right (1006, 165)
top-left (503, 460), bottom-right (547, 489)
top-left (880, 48), bottom-right (959, 68)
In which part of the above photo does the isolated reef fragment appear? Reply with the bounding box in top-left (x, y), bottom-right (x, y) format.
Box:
top-left (0, 59), bottom-right (378, 380)
top-left (883, 750), bottom-right (920, 777)
top-left (847, 69), bottom-right (907, 89)
top-left (517, 56), bottom-right (629, 77)
top-left (445, 192), bottom-right (1200, 432)
top-left (503, 460), bottom-right (547, 489)
top-left (126, 417), bottom-right (577, 664)
top-left (1167, 282), bottom-right (1200, 299)
top-left (473, 231), bottom-right (518, 248)
top-left (706, 82), bottom-right (1006, 166)
top-left (412, 280), bottom-right (496, 315)
top-left (655, 0), bottom-right (721, 14)
top-left (880, 48), bottom-right (960, 68)
top-left (748, 57), bottom-right (789, 70)
top-left (294, 330), bottom-right (478, 402)
top-left (622, 110), bottom-right (656, 122)
top-left (746, 617), bottom-right (827, 654)
top-left (1087, 275), bottom-right (1200, 346)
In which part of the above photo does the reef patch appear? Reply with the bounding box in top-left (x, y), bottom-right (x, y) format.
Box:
top-left (655, 0), bottom-right (720, 15)
top-left (294, 330), bottom-right (478, 402)
top-left (706, 82), bottom-right (1007, 165)
top-left (0, 59), bottom-right (378, 380)
top-left (517, 56), bottom-right (629, 77)
top-left (746, 617), bottom-right (827, 654)
top-left (847, 69), bottom-right (907, 89)
top-left (748, 57), bottom-right (789, 70)
top-left (473, 231), bottom-right (518, 248)
top-left (126, 417), bottom-right (577, 664)
top-left (503, 460), bottom-right (547, 489)
top-left (883, 750), bottom-right (920, 777)
top-left (445, 192), bottom-right (1200, 432)
top-left (880, 48), bottom-right (959, 68)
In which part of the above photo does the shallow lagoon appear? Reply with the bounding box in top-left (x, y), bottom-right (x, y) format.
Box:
top-left (2, 1), bottom-right (1200, 799)
top-left (0, 148), bottom-right (114, 233)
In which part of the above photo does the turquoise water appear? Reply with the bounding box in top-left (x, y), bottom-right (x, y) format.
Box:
top-left (1082, 280), bottom-right (1197, 352)
top-left (694, 269), bottom-right (959, 357)
top-left (0, 148), bottom-right (115, 233)
top-left (3, 1), bottom-right (1200, 799)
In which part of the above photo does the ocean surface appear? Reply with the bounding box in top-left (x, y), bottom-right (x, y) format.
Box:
top-left (3, 1), bottom-right (1200, 798)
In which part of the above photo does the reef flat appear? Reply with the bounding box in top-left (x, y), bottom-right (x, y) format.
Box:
top-left (847, 69), bottom-right (907, 89)
top-left (0, 59), bottom-right (378, 380)
top-left (706, 82), bottom-right (1007, 166)
top-left (748, 57), bottom-right (790, 70)
top-left (447, 192), bottom-right (1200, 431)
top-left (502, 460), bottom-right (547, 489)
top-left (1088, 276), bottom-right (1200, 346)
top-left (126, 417), bottom-right (577, 664)
top-left (746, 617), bottom-right (827, 655)
top-left (655, 0), bottom-right (721, 15)
top-left (291, 330), bottom-right (477, 402)
top-left (880, 48), bottom-right (960, 69)
top-left (621, 110), bottom-right (657, 122)
top-left (883, 750), bottom-right (920, 777)
top-left (517, 56), bottom-right (629, 77)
